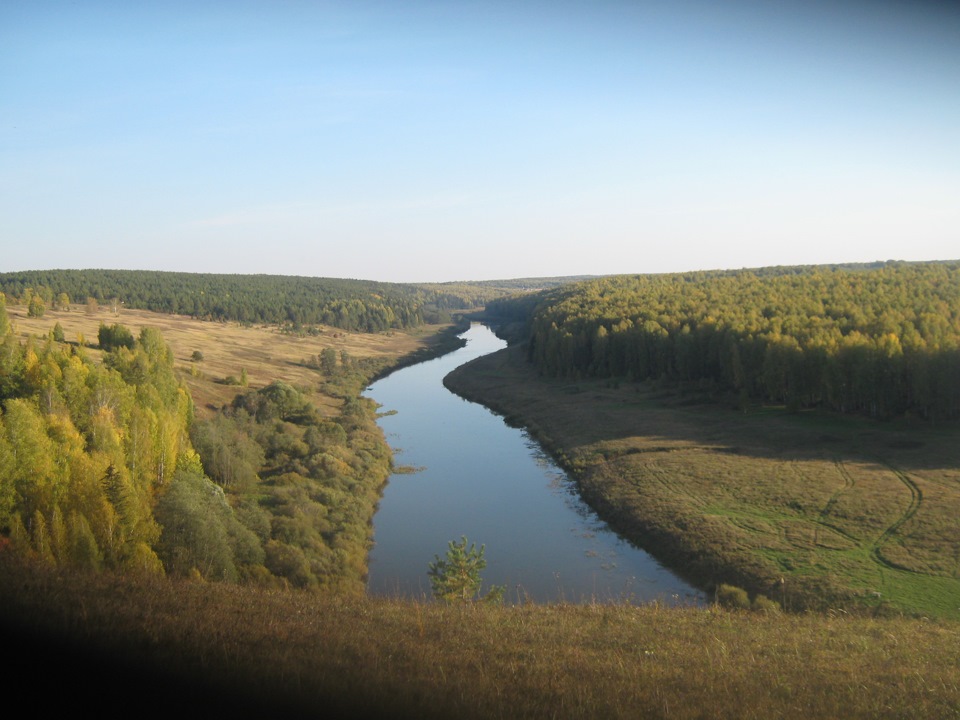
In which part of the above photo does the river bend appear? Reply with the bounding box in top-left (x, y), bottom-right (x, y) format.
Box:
top-left (365, 323), bottom-right (703, 605)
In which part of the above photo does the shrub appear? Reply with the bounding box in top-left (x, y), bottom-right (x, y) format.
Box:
top-left (98, 322), bottom-right (135, 351)
top-left (716, 583), bottom-right (751, 610)
top-left (752, 594), bottom-right (781, 613)
top-left (27, 296), bottom-right (45, 318)
top-left (154, 468), bottom-right (239, 582)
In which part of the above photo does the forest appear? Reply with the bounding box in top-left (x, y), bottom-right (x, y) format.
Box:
top-left (487, 261), bottom-right (960, 421)
top-left (0, 293), bottom-right (391, 593)
top-left (0, 269), bottom-right (523, 332)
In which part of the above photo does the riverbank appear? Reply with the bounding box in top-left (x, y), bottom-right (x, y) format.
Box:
top-left (443, 343), bottom-right (960, 618)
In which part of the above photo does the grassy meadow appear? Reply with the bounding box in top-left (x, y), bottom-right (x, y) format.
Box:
top-left (444, 342), bottom-right (960, 619)
top-left (6, 302), bottom-right (450, 419)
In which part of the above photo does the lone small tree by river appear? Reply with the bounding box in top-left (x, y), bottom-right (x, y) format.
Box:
top-left (427, 536), bottom-right (504, 604)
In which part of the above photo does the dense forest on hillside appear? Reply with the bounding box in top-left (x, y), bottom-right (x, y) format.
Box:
top-left (0, 293), bottom-right (196, 574)
top-left (0, 269), bottom-right (535, 332)
top-left (0, 295), bottom-right (390, 592)
top-left (487, 261), bottom-right (960, 421)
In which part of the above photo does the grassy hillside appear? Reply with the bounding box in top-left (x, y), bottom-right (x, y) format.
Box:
top-left (3, 552), bottom-right (959, 719)
top-left (5, 301), bottom-right (447, 419)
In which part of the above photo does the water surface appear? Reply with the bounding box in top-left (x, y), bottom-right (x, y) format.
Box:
top-left (366, 324), bottom-right (703, 605)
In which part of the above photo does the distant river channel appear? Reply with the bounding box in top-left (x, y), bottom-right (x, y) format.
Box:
top-left (365, 323), bottom-right (704, 605)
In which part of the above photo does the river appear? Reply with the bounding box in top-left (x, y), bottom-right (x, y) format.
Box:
top-left (365, 323), bottom-right (703, 605)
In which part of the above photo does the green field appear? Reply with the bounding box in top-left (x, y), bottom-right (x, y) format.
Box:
top-left (445, 342), bottom-right (960, 618)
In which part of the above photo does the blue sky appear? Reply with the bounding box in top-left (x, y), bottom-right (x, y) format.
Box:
top-left (2, 0), bottom-right (958, 283)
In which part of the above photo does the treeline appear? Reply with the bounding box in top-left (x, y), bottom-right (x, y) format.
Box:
top-left (0, 269), bottom-right (520, 333)
top-left (0, 296), bottom-right (390, 592)
top-left (487, 261), bottom-right (960, 421)
top-left (418, 276), bottom-right (598, 302)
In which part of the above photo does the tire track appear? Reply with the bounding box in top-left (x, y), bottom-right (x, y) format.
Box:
top-left (812, 460), bottom-right (861, 544)
top-left (819, 460), bottom-right (855, 520)
top-left (871, 463), bottom-right (923, 571)
top-left (642, 459), bottom-right (708, 510)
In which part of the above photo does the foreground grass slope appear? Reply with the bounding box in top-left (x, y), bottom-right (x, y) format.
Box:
top-left (2, 553), bottom-right (958, 719)
top-left (444, 343), bottom-right (960, 619)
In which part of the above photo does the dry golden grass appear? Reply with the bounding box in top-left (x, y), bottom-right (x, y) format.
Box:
top-left (445, 343), bottom-right (960, 618)
top-left (3, 552), bottom-right (959, 720)
top-left (7, 303), bottom-right (447, 418)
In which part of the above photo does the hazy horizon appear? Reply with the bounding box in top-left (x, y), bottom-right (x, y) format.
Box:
top-left (3, 260), bottom-right (959, 289)
top-left (3, 1), bottom-right (958, 283)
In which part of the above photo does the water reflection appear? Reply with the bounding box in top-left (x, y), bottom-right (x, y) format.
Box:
top-left (366, 324), bottom-right (704, 606)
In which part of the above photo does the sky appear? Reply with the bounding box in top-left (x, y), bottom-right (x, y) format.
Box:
top-left (2, 0), bottom-right (958, 283)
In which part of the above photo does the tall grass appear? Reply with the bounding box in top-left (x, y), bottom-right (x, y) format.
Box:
top-left (3, 553), bottom-right (959, 719)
